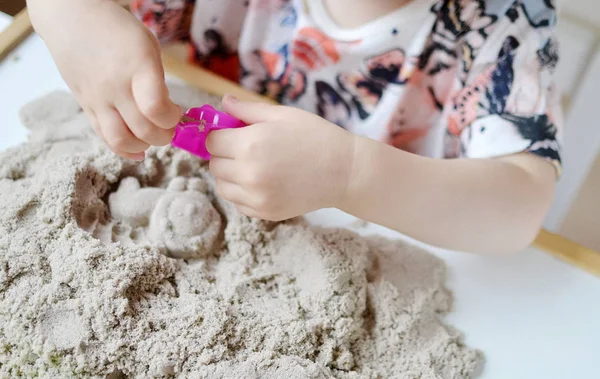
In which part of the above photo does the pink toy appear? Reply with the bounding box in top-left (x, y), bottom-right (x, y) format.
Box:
top-left (171, 105), bottom-right (246, 160)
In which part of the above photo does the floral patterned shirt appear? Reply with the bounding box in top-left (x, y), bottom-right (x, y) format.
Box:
top-left (132, 0), bottom-right (563, 174)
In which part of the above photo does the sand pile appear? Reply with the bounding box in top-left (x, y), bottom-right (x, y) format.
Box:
top-left (0, 86), bottom-right (483, 378)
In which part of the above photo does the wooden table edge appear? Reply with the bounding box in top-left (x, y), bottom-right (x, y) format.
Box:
top-left (0, 8), bottom-right (33, 62)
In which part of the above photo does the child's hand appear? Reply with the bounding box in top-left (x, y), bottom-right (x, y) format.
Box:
top-left (207, 96), bottom-right (355, 221)
top-left (28, 0), bottom-right (180, 160)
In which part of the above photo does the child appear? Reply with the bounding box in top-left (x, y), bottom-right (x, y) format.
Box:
top-left (27, 0), bottom-right (562, 254)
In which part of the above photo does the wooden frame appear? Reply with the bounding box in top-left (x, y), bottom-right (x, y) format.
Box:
top-left (0, 8), bottom-right (31, 61)
top-left (2, 9), bottom-right (599, 277)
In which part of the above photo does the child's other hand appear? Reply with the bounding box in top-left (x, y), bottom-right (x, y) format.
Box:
top-left (28, 0), bottom-right (180, 160)
top-left (207, 96), bottom-right (355, 221)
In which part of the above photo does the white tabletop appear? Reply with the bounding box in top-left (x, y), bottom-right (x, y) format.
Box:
top-left (1, 14), bottom-right (599, 379)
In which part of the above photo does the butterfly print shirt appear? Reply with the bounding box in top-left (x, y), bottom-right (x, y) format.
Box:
top-left (132, 0), bottom-right (563, 175)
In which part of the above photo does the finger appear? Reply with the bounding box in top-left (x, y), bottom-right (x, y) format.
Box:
top-left (132, 63), bottom-right (181, 129)
top-left (88, 108), bottom-right (145, 161)
top-left (235, 204), bottom-right (260, 219)
top-left (118, 151), bottom-right (147, 161)
top-left (118, 100), bottom-right (174, 146)
top-left (215, 180), bottom-right (250, 206)
top-left (222, 94), bottom-right (283, 124)
top-left (209, 158), bottom-right (241, 183)
top-left (85, 108), bottom-right (103, 138)
top-left (97, 107), bottom-right (150, 153)
top-left (206, 127), bottom-right (246, 159)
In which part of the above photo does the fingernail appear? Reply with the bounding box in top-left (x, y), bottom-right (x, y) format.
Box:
top-left (224, 94), bottom-right (239, 103)
top-left (131, 152), bottom-right (145, 162)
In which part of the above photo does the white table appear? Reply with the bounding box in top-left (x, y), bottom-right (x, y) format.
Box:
top-left (1, 13), bottom-right (600, 379)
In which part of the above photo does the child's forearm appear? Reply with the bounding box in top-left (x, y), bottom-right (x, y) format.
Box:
top-left (27, 0), bottom-right (85, 33)
top-left (28, 0), bottom-right (120, 33)
top-left (340, 136), bottom-right (556, 254)
top-left (27, 0), bottom-right (55, 31)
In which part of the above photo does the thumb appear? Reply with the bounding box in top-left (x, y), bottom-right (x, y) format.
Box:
top-left (222, 95), bottom-right (281, 124)
top-left (132, 64), bottom-right (181, 129)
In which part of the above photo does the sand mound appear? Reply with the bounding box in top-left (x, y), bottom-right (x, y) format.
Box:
top-left (0, 86), bottom-right (483, 378)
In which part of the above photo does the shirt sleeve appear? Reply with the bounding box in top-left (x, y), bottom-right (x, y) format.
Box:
top-left (444, 0), bottom-right (563, 177)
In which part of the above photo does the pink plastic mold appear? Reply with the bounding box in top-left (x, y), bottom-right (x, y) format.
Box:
top-left (171, 105), bottom-right (246, 160)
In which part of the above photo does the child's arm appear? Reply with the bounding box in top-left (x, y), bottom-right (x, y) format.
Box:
top-left (341, 134), bottom-right (555, 254)
top-left (27, 0), bottom-right (180, 160)
top-left (207, 96), bottom-right (555, 254)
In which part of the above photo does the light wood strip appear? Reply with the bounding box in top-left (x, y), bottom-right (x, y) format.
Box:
top-left (0, 8), bottom-right (33, 62)
top-left (162, 52), bottom-right (277, 104)
top-left (533, 230), bottom-right (600, 277)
